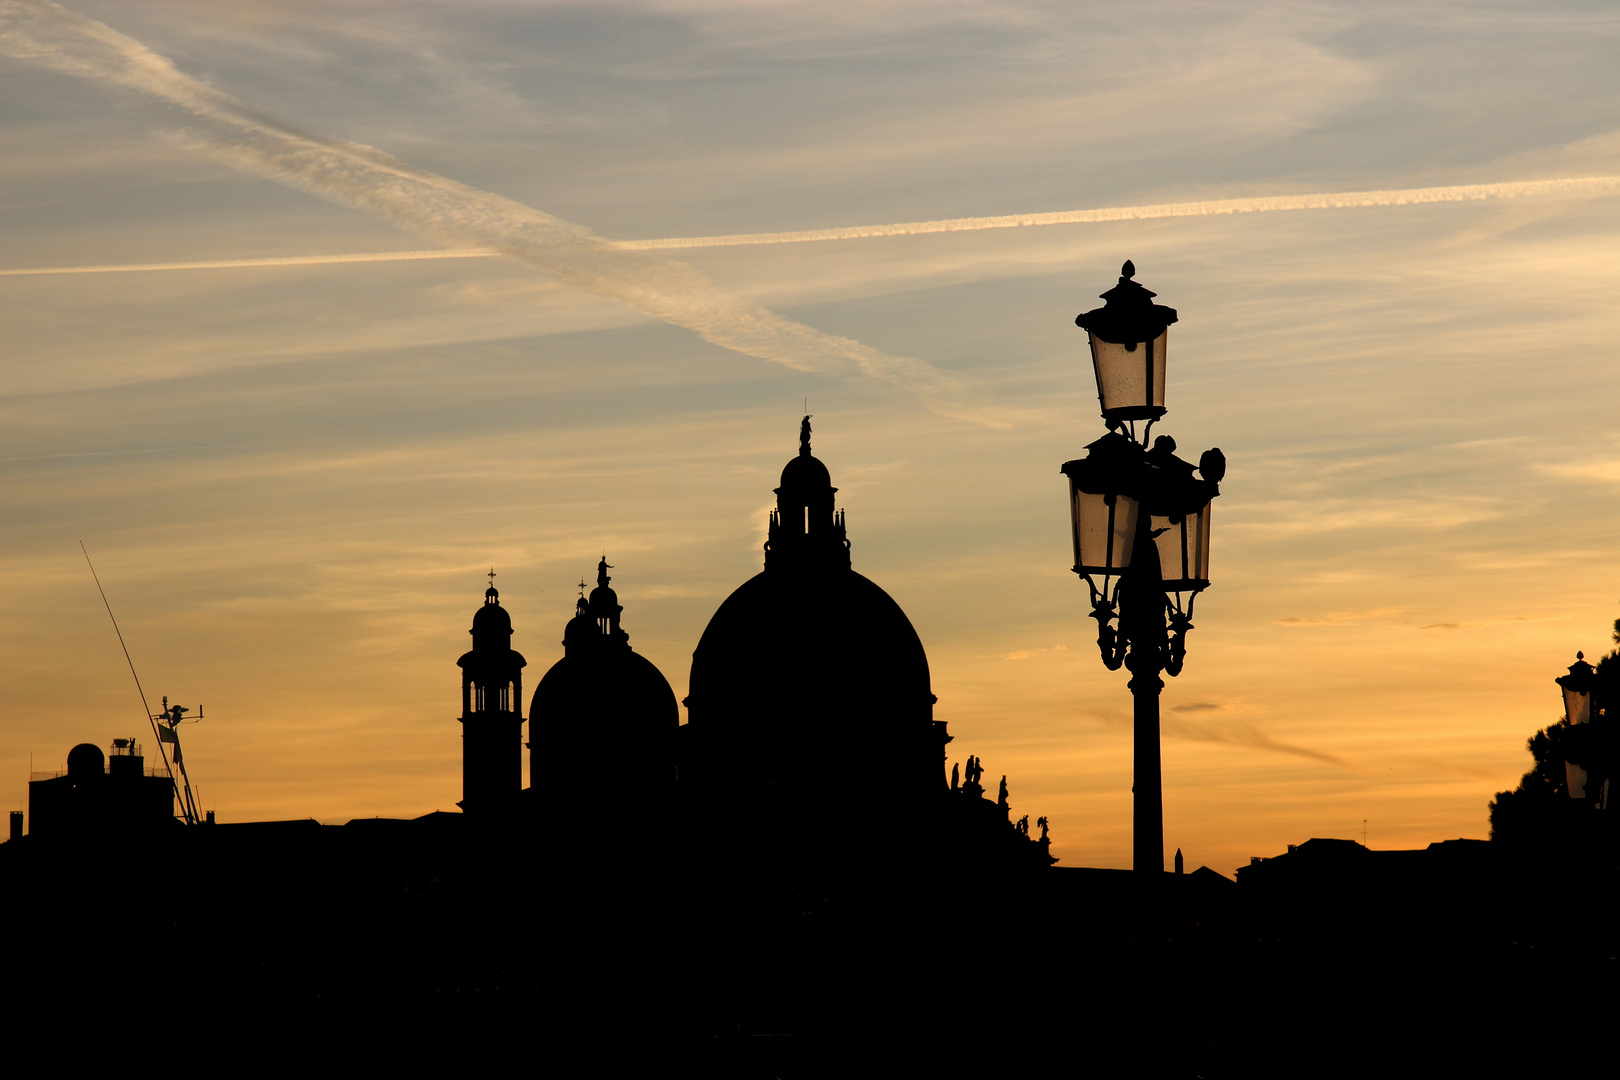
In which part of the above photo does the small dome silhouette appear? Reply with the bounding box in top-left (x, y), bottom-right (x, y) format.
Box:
top-left (67, 742), bottom-right (104, 780)
top-left (779, 452), bottom-right (832, 491)
top-left (471, 589), bottom-right (513, 645)
top-left (532, 648), bottom-right (677, 738)
top-left (530, 564), bottom-right (677, 802)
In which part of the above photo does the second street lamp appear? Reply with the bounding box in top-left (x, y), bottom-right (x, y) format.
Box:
top-left (1062, 261), bottom-right (1226, 874)
top-left (1556, 652), bottom-right (1597, 803)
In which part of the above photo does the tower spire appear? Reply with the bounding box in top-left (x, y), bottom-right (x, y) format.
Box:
top-left (456, 579), bottom-right (526, 815)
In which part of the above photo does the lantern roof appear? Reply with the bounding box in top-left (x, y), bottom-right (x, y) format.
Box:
top-left (1556, 651), bottom-right (1596, 693)
top-left (1062, 431), bottom-right (1221, 516)
top-left (1074, 260), bottom-right (1179, 346)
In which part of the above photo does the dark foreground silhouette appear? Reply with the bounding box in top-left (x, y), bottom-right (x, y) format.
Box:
top-left (3, 820), bottom-right (1614, 1076)
top-left (5, 421), bottom-right (1614, 1073)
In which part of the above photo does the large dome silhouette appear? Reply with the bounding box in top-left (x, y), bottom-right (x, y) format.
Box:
top-left (688, 568), bottom-right (932, 725)
top-left (681, 417), bottom-right (945, 813)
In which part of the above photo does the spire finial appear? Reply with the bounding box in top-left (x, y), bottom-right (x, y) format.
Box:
top-left (799, 413), bottom-right (813, 457)
top-left (484, 567), bottom-right (499, 603)
top-left (1121, 259), bottom-right (1135, 279)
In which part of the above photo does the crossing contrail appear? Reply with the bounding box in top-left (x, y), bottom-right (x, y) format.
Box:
top-left (4, 0), bottom-right (1616, 426)
top-left (5, 175), bottom-right (1617, 277)
top-left (0, 0), bottom-right (981, 420)
top-left (0, 249), bottom-right (502, 276)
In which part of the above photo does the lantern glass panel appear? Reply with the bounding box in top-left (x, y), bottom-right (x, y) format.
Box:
top-left (1563, 686), bottom-right (1591, 726)
top-left (1566, 761), bottom-right (1588, 799)
top-left (1089, 330), bottom-right (1168, 421)
top-left (1150, 501), bottom-right (1211, 592)
top-left (1070, 482), bottom-right (1139, 577)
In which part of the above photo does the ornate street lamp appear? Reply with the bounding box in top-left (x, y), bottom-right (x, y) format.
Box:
top-left (1062, 262), bottom-right (1225, 873)
top-left (1556, 652), bottom-right (1595, 801)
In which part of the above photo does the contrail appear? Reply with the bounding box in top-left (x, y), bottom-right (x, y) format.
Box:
top-left (7, 175), bottom-right (1618, 277)
top-left (623, 175), bottom-right (1620, 249)
top-left (0, 1), bottom-right (981, 420)
top-left (0, 249), bottom-right (499, 276)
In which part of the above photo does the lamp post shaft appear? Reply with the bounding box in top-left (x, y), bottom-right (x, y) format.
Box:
top-left (1131, 666), bottom-right (1164, 874)
top-left (1121, 528), bottom-right (1167, 874)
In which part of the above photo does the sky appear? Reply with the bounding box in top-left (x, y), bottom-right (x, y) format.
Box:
top-left (3, 0), bottom-right (1618, 873)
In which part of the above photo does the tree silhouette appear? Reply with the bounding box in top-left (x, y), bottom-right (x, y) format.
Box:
top-left (1489, 614), bottom-right (1618, 841)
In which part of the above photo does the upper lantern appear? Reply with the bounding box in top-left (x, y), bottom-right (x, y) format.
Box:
top-left (1557, 652), bottom-right (1596, 727)
top-left (1074, 261), bottom-right (1179, 424)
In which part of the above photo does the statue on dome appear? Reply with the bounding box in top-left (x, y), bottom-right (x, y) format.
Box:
top-left (597, 557), bottom-right (613, 589)
top-left (997, 775), bottom-right (1009, 813)
top-left (1016, 815), bottom-right (1029, 837)
top-left (1037, 815), bottom-right (1049, 842)
top-left (799, 414), bottom-right (813, 455)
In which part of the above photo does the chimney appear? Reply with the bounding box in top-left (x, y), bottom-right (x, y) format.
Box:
top-left (9, 811), bottom-right (22, 841)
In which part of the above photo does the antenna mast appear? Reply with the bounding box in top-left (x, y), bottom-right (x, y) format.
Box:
top-left (155, 697), bottom-right (203, 826)
top-left (80, 542), bottom-right (196, 825)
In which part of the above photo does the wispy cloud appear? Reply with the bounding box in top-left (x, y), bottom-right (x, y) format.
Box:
top-left (1160, 716), bottom-right (1351, 769)
top-left (1275, 607), bottom-right (1407, 627)
top-left (1099, 707), bottom-right (1350, 769)
top-left (1002, 644), bottom-right (1067, 661)
top-left (1536, 457), bottom-right (1620, 483)
top-left (0, 1), bottom-right (996, 422)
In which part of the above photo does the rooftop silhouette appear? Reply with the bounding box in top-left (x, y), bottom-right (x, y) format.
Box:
top-left (2, 418), bottom-right (1610, 1075)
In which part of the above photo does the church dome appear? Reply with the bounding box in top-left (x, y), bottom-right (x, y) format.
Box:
top-left (470, 585), bottom-right (513, 644)
top-left (531, 647), bottom-right (678, 735)
top-left (528, 558), bottom-right (678, 802)
top-left (682, 418), bottom-right (945, 813)
top-left (779, 452), bottom-right (831, 491)
top-left (688, 569), bottom-right (932, 719)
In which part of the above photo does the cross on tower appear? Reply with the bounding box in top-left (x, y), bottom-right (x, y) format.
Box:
top-left (488, 568), bottom-right (497, 585)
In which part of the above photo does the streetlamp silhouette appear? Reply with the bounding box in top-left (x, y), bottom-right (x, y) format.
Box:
top-left (1555, 652), bottom-right (1600, 804)
top-left (1061, 261), bottom-right (1225, 873)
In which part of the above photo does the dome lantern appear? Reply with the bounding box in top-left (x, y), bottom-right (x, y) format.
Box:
top-left (766, 415), bottom-right (850, 572)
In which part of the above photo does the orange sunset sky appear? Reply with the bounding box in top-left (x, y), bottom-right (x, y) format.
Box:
top-left (4, 0), bottom-right (1620, 873)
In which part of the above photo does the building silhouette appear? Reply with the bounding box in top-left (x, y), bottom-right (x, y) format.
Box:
top-left (26, 738), bottom-right (173, 839)
top-left (680, 416), bottom-right (956, 867)
top-left (8, 418), bottom-right (1593, 1076)
top-left (457, 578), bottom-right (526, 815)
top-left (528, 556), bottom-right (679, 832)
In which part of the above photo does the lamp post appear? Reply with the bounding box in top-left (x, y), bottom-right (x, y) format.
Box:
top-left (1556, 652), bottom-right (1599, 805)
top-left (1061, 262), bottom-right (1225, 874)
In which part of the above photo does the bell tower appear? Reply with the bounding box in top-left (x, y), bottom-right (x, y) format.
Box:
top-left (456, 571), bottom-right (526, 815)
